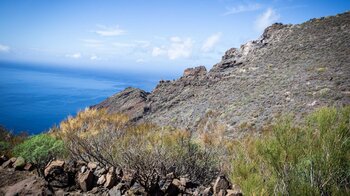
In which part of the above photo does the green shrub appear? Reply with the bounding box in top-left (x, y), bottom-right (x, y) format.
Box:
top-left (13, 133), bottom-right (66, 176)
top-left (230, 106), bottom-right (350, 195)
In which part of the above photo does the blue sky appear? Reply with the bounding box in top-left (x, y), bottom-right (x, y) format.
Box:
top-left (0, 0), bottom-right (349, 74)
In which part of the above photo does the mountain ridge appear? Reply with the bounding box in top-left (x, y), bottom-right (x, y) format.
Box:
top-left (93, 11), bottom-right (350, 137)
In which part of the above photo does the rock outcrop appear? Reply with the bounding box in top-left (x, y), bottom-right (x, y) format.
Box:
top-left (94, 12), bottom-right (350, 137)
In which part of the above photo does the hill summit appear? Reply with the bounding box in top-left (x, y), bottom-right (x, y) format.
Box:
top-left (93, 11), bottom-right (350, 137)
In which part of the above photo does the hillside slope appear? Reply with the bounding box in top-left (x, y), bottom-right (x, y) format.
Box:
top-left (93, 12), bottom-right (350, 137)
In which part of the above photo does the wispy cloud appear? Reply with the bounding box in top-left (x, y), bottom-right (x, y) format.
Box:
top-left (66, 53), bottom-right (82, 59)
top-left (81, 39), bottom-right (104, 48)
top-left (90, 55), bottom-right (101, 60)
top-left (201, 32), bottom-right (222, 52)
top-left (94, 25), bottom-right (125, 37)
top-left (223, 3), bottom-right (261, 15)
top-left (255, 8), bottom-right (280, 32)
top-left (152, 37), bottom-right (193, 60)
top-left (0, 44), bottom-right (10, 52)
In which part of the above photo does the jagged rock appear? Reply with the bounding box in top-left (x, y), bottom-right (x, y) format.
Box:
top-left (183, 66), bottom-right (207, 77)
top-left (0, 155), bottom-right (8, 165)
top-left (23, 163), bottom-right (34, 171)
top-left (226, 188), bottom-right (243, 196)
top-left (109, 186), bottom-right (122, 196)
top-left (202, 187), bottom-right (213, 196)
top-left (93, 12), bottom-right (350, 136)
top-left (80, 165), bottom-right (87, 173)
top-left (44, 160), bottom-right (70, 188)
top-left (1, 157), bottom-right (16, 168)
top-left (44, 160), bottom-right (65, 177)
top-left (13, 157), bottom-right (25, 170)
top-left (104, 167), bottom-right (116, 189)
top-left (87, 162), bottom-right (98, 170)
top-left (213, 175), bottom-right (231, 195)
top-left (5, 176), bottom-right (52, 196)
top-left (94, 166), bottom-right (107, 177)
top-left (78, 170), bottom-right (94, 192)
top-left (97, 174), bottom-right (106, 185)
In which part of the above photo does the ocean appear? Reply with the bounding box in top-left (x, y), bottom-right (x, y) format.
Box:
top-left (0, 62), bottom-right (163, 134)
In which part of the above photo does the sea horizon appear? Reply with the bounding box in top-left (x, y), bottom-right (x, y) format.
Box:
top-left (0, 61), bottom-right (169, 134)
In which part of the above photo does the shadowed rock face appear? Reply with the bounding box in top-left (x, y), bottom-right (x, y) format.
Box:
top-left (94, 12), bottom-right (350, 137)
top-left (91, 87), bottom-right (149, 121)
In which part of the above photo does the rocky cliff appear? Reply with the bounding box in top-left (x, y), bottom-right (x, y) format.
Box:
top-left (93, 12), bottom-right (350, 137)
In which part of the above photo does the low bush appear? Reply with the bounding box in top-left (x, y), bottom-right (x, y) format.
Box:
top-left (13, 133), bottom-right (66, 176)
top-left (230, 107), bottom-right (350, 195)
top-left (59, 108), bottom-right (219, 191)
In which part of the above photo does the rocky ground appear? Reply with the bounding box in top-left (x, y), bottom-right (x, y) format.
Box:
top-left (93, 11), bottom-right (350, 137)
top-left (0, 156), bottom-right (241, 196)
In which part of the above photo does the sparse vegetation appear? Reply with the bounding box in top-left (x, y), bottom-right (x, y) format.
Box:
top-left (230, 106), bottom-right (350, 195)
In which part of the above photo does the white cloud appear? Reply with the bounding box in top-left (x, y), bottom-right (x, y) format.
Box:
top-left (201, 32), bottom-right (222, 52)
top-left (255, 8), bottom-right (280, 32)
top-left (0, 44), bottom-right (10, 52)
top-left (66, 53), bottom-right (81, 59)
top-left (113, 42), bottom-right (136, 48)
top-left (90, 55), bottom-right (101, 60)
top-left (94, 25), bottom-right (125, 37)
top-left (82, 39), bottom-right (104, 48)
top-left (167, 37), bottom-right (193, 60)
top-left (152, 47), bottom-right (166, 57)
top-left (223, 3), bottom-right (261, 15)
top-left (152, 37), bottom-right (194, 60)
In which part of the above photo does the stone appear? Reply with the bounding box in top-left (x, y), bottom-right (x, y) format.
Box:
top-left (226, 188), bottom-right (243, 196)
top-left (218, 189), bottom-right (227, 196)
top-left (0, 155), bottom-right (8, 165)
top-left (87, 162), bottom-right (98, 170)
top-left (44, 160), bottom-right (70, 188)
top-left (183, 66), bottom-right (207, 77)
top-left (94, 167), bottom-right (107, 177)
top-left (2, 158), bottom-right (15, 168)
top-left (81, 165), bottom-right (87, 173)
top-left (97, 174), bottom-right (106, 185)
top-left (202, 187), bottom-right (213, 196)
top-left (109, 186), bottom-right (122, 196)
top-left (104, 167), bottom-right (116, 189)
top-left (213, 175), bottom-right (231, 194)
top-left (13, 156), bottom-right (25, 170)
top-left (23, 163), bottom-right (34, 171)
top-left (78, 170), bottom-right (94, 192)
top-left (44, 160), bottom-right (65, 177)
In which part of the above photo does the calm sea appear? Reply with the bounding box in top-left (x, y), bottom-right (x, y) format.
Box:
top-left (0, 62), bottom-right (162, 134)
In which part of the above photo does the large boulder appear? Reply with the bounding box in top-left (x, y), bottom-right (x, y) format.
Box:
top-left (13, 157), bottom-right (25, 170)
top-left (104, 167), bottom-right (116, 189)
top-left (1, 157), bottom-right (16, 168)
top-left (44, 160), bottom-right (70, 188)
top-left (78, 169), bottom-right (94, 192)
top-left (44, 160), bottom-right (65, 177)
top-left (183, 66), bottom-right (207, 77)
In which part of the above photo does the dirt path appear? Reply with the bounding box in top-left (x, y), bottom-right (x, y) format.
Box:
top-left (0, 168), bottom-right (35, 195)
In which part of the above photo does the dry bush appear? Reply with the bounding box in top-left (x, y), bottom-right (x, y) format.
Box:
top-left (57, 108), bottom-right (129, 167)
top-left (58, 108), bottom-right (219, 191)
